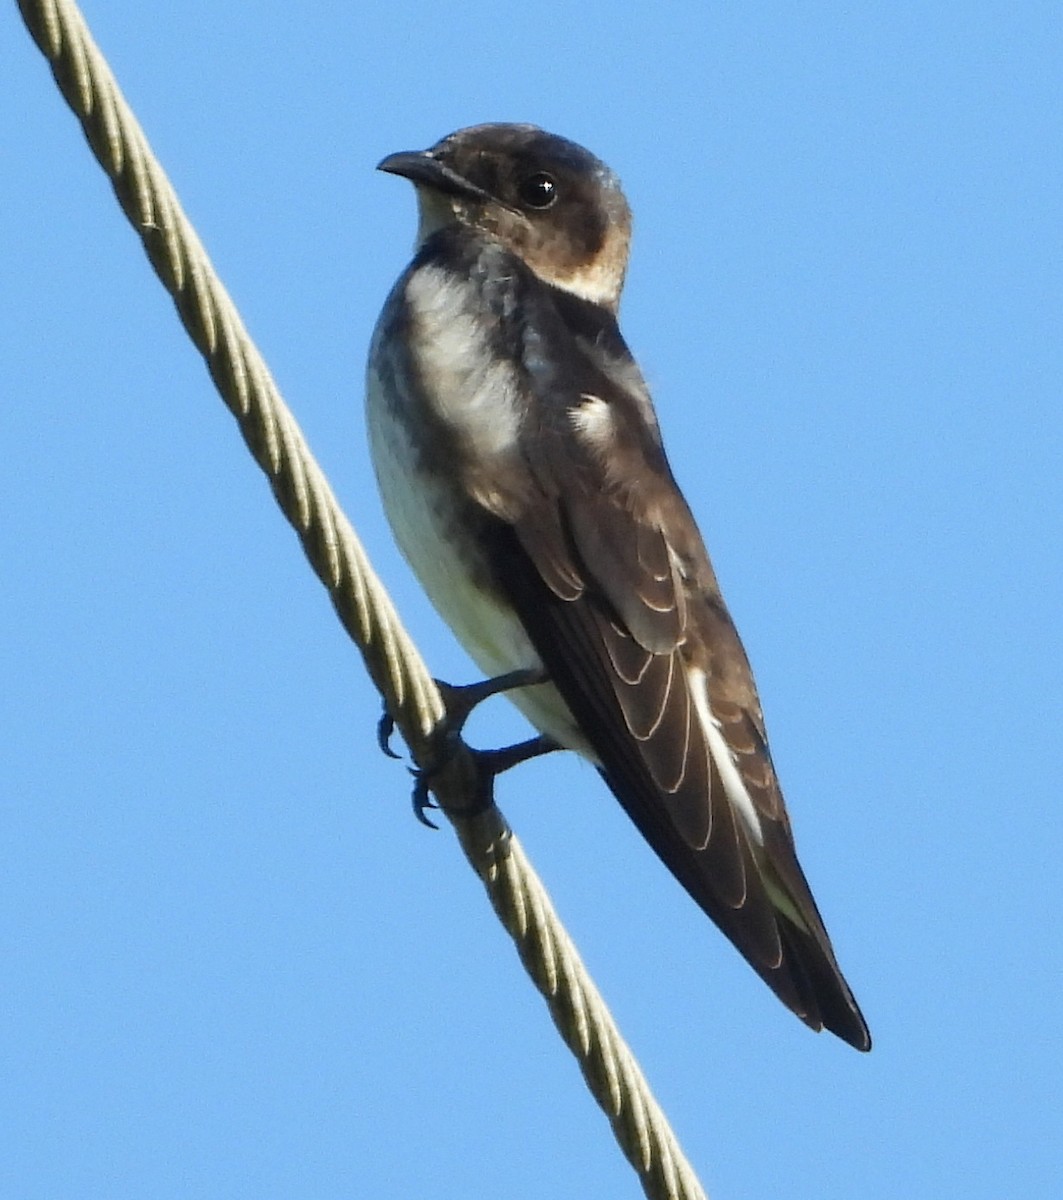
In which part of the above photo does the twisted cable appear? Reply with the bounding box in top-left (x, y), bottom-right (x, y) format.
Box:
top-left (16, 3), bottom-right (709, 1196)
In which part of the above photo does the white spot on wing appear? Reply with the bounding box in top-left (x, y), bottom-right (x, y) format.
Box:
top-left (570, 393), bottom-right (614, 450)
top-left (687, 667), bottom-right (764, 847)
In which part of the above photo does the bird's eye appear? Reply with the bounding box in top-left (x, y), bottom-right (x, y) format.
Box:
top-left (518, 172), bottom-right (558, 210)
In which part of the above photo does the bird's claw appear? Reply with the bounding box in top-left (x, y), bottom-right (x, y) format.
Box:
top-left (377, 708), bottom-right (401, 759)
top-left (416, 735), bottom-right (563, 822)
top-left (410, 767), bottom-right (441, 829)
top-left (377, 667), bottom-right (557, 827)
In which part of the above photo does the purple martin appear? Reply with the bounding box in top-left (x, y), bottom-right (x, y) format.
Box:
top-left (366, 123), bottom-right (870, 1050)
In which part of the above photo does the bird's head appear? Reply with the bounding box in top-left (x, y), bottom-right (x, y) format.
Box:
top-left (378, 123), bottom-right (632, 312)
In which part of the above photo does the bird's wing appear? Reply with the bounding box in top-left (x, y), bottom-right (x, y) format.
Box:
top-left (473, 318), bottom-right (869, 1049)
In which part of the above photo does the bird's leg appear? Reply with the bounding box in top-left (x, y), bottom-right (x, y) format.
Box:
top-left (376, 666), bottom-right (549, 760)
top-left (376, 666), bottom-right (557, 828)
top-left (435, 666), bottom-right (550, 735)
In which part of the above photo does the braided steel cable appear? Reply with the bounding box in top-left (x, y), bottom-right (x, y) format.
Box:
top-left (16, 4), bottom-right (710, 1197)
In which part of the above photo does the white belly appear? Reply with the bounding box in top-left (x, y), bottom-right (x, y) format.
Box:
top-left (365, 362), bottom-right (591, 756)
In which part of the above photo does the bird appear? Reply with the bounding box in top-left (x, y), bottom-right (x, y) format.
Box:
top-left (365, 122), bottom-right (870, 1051)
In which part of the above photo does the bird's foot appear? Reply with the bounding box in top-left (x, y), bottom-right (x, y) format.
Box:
top-left (411, 734), bottom-right (562, 828)
top-left (375, 666), bottom-right (554, 828)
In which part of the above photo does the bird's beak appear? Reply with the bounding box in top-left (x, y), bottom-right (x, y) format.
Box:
top-left (377, 150), bottom-right (490, 204)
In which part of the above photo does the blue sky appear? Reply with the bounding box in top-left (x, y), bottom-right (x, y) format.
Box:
top-left (3, 2), bottom-right (1061, 1197)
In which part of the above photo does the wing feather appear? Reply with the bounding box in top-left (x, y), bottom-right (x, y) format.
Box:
top-left (462, 274), bottom-right (870, 1048)
top-left (482, 444), bottom-right (869, 1047)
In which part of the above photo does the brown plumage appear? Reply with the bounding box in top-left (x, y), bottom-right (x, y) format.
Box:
top-left (369, 123), bottom-right (870, 1049)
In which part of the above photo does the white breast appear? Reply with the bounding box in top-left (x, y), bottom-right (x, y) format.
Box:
top-left (365, 274), bottom-right (591, 756)
top-left (365, 361), bottom-right (535, 677)
top-left (403, 265), bottom-right (524, 461)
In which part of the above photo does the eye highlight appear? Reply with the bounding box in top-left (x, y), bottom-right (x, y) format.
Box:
top-left (518, 171), bottom-right (558, 210)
